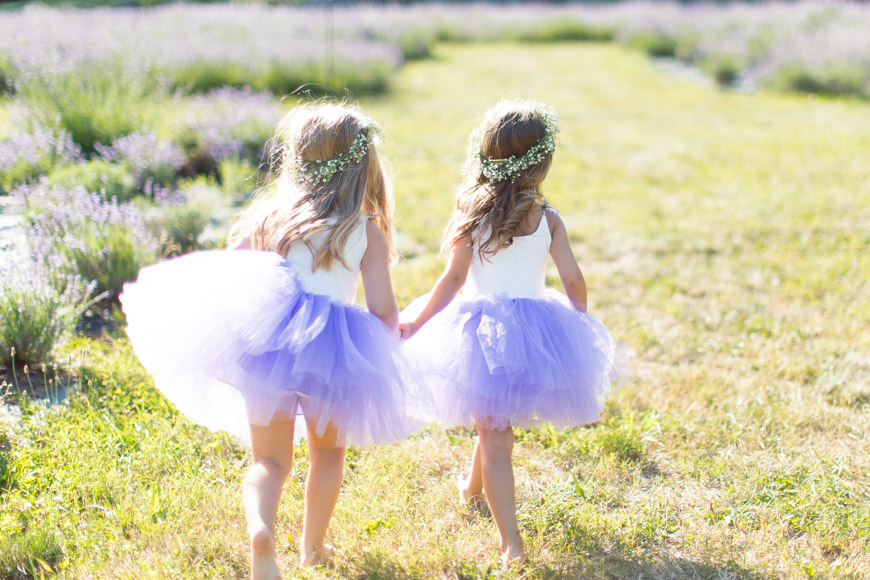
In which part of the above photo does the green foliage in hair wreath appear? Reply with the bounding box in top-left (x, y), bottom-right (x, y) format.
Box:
top-left (292, 122), bottom-right (384, 185)
top-left (464, 101), bottom-right (560, 183)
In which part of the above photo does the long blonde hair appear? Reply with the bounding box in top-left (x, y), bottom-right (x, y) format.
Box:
top-left (230, 103), bottom-right (395, 270)
top-left (443, 101), bottom-right (554, 258)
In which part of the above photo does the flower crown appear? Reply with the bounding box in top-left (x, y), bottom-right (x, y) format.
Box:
top-left (464, 101), bottom-right (560, 183)
top-left (292, 121), bottom-right (383, 185)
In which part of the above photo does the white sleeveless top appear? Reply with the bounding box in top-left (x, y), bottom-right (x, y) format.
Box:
top-left (284, 215), bottom-right (367, 304)
top-left (463, 211), bottom-right (551, 299)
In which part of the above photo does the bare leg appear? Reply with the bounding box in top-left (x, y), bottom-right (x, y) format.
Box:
top-left (476, 422), bottom-right (525, 566)
top-left (244, 418), bottom-right (296, 580)
top-left (299, 419), bottom-right (345, 567)
top-left (458, 436), bottom-right (483, 503)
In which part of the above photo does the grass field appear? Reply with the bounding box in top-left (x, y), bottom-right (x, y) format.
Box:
top-left (2, 43), bottom-right (869, 579)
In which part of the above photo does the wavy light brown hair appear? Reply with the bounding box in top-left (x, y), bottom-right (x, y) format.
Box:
top-left (443, 101), bottom-right (553, 258)
top-left (229, 103), bottom-right (395, 270)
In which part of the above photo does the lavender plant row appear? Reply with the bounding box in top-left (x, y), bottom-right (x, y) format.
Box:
top-left (1, 2), bottom-right (866, 99)
top-left (0, 88), bottom-right (281, 194)
top-left (0, 243), bottom-right (95, 367)
top-left (15, 183), bottom-right (161, 301)
top-left (346, 1), bottom-right (870, 96)
top-left (0, 4), bottom-right (402, 98)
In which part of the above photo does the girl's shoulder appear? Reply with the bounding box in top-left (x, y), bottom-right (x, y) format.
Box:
top-left (543, 205), bottom-right (562, 237)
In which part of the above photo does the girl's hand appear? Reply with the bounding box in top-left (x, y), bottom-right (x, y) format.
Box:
top-left (398, 320), bottom-right (417, 340)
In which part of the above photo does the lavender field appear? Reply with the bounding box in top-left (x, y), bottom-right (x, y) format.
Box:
top-left (1, 2), bottom-right (870, 102)
top-left (1, 2), bottom-right (869, 579)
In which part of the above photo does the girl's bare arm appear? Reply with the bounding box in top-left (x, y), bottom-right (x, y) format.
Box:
top-left (361, 220), bottom-right (400, 332)
top-left (547, 212), bottom-right (587, 312)
top-left (400, 236), bottom-right (472, 338)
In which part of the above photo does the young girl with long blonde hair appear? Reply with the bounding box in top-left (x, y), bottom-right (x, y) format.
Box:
top-left (401, 99), bottom-right (631, 566)
top-left (121, 103), bottom-right (422, 578)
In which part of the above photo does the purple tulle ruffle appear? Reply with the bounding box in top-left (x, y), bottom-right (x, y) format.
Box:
top-left (403, 290), bottom-right (633, 430)
top-left (121, 250), bottom-right (425, 447)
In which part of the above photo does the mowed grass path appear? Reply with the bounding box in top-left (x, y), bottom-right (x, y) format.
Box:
top-left (366, 44), bottom-right (870, 578)
top-left (2, 44), bottom-right (869, 579)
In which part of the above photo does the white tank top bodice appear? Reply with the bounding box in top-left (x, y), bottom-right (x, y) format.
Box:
top-left (284, 216), bottom-right (367, 304)
top-left (463, 211), bottom-right (551, 299)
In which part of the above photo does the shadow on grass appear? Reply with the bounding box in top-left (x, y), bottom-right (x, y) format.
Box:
top-left (334, 533), bottom-right (765, 580)
top-left (342, 550), bottom-right (414, 580)
top-left (533, 533), bottom-right (767, 580)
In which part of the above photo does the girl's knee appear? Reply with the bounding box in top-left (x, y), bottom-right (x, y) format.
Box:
top-left (478, 427), bottom-right (515, 458)
top-left (305, 421), bottom-right (345, 450)
top-left (246, 457), bottom-right (294, 481)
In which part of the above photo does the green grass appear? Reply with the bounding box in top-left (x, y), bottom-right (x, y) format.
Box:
top-left (15, 63), bottom-right (169, 155)
top-left (2, 43), bottom-right (870, 578)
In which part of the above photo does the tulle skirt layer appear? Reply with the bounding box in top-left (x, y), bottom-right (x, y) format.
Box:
top-left (120, 250), bottom-right (425, 447)
top-left (403, 290), bottom-right (633, 430)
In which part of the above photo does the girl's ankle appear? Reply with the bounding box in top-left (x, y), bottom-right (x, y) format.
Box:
top-left (300, 543), bottom-right (333, 567)
top-left (500, 545), bottom-right (526, 568)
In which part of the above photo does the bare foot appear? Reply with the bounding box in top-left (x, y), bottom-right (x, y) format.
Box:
top-left (500, 545), bottom-right (527, 569)
top-left (250, 528), bottom-right (281, 580)
top-left (457, 471), bottom-right (482, 504)
top-left (300, 543), bottom-right (333, 568)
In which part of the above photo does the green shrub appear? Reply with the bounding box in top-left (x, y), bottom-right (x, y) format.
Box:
top-left (674, 30), bottom-right (702, 62)
top-left (218, 157), bottom-right (258, 203)
top-left (46, 160), bottom-right (138, 203)
top-left (517, 20), bottom-right (616, 43)
top-left (0, 253), bottom-right (94, 368)
top-left (172, 88), bottom-right (280, 172)
top-left (169, 60), bottom-right (255, 94)
top-left (67, 219), bottom-right (157, 299)
top-left (169, 58), bottom-right (394, 98)
top-left (434, 25), bottom-right (473, 43)
top-left (628, 30), bottom-right (678, 58)
top-left (95, 132), bottom-right (185, 193)
top-left (20, 183), bottom-right (161, 301)
top-left (394, 31), bottom-right (435, 61)
top-left (16, 60), bottom-right (167, 155)
top-left (703, 55), bottom-right (743, 88)
top-left (769, 64), bottom-right (869, 99)
top-left (150, 201), bottom-right (211, 256)
top-left (0, 58), bottom-right (11, 95)
top-left (0, 127), bottom-right (82, 193)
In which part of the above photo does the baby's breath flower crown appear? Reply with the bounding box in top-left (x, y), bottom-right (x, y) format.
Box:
top-left (292, 121), bottom-right (383, 185)
top-left (464, 101), bottom-right (560, 183)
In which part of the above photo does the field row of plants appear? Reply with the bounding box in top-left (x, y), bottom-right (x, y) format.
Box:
top-left (2, 1), bottom-right (869, 368)
top-left (1, 0), bottom-right (869, 369)
top-left (2, 1), bottom-right (870, 103)
top-left (0, 86), bottom-right (283, 367)
top-left (2, 39), bottom-right (868, 578)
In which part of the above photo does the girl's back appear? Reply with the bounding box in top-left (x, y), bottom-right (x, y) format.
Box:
top-left (285, 215), bottom-right (368, 304)
top-left (464, 208), bottom-right (550, 300)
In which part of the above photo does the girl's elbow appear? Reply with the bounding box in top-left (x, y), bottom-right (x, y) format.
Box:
top-left (372, 303), bottom-right (399, 332)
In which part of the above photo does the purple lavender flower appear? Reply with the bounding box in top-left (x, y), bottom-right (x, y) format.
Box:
top-left (174, 87), bottom-right (282, 165)
top-left (0, 242), bottom-right (95, 367)
top-left (95, 131), bottom-right (185, 190)
top-left (14, 182), bottom-right (160, 300)
top-left (0, 126), bottom-right (82, 191)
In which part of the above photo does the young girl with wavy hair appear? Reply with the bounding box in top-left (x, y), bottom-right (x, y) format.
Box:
top-left (122, 103), bottom-right (422, 577)
top-left (401, 99), bottom-right (632, 566)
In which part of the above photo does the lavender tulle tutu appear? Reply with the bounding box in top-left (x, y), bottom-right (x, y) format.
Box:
top-left (403, 290), bottom-right (633, 430)
top-left (120, 250), bottom-right (426, 447)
